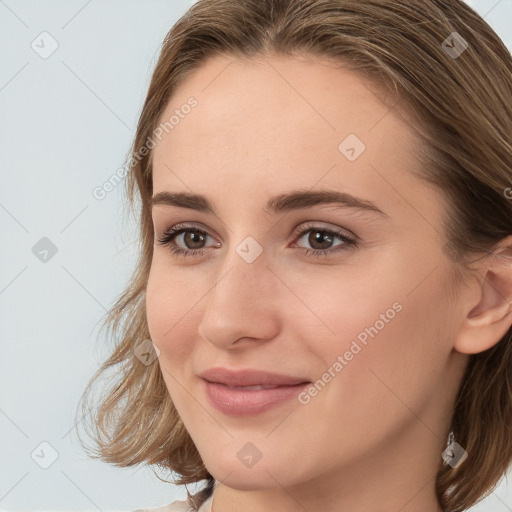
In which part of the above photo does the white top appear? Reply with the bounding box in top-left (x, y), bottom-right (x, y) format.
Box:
top-left (133, 492), bottom-right (214, 512)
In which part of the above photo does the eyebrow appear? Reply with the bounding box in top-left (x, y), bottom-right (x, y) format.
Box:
top-left (151, 189), bottom-right (389, 218)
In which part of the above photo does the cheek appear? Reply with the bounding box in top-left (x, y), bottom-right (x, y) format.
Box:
top-left (285, 259), bottom-right (405, 360)
top-left (146, 260), bottom-right (200, 365)
top-left (296, 260), bottom-right (452, 416)
top-left (311, 279), bottom-right (452, 441)
top-left (146, 262), bottom-right (206, 415)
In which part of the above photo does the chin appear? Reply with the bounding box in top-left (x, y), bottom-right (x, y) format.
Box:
top-left (209, 469), bottom-right (288, 491)
top-left (204, 451), bottom-right (310, 491)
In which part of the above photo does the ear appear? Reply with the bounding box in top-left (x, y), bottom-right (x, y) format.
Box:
top-left (454, 240), bottom-right (512, 355)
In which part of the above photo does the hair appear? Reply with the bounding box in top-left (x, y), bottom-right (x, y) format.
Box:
top-left (76, 1), bottom-right (512, 511)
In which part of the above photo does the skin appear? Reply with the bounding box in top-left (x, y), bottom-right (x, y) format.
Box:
top-left (146, 53), bottom-right (512, 512)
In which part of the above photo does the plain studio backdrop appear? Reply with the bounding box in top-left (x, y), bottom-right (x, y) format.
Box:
top-left (1, 0), bottom-right (511, 511)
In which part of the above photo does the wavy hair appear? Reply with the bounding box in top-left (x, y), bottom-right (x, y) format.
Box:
top-left (76, 1), bottom-right (512, 510)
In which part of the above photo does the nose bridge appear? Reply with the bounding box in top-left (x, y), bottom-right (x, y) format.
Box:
top-left (213, 230), bottom-right (274, 295)
top-left (197, 240), bottom-right (281, 346)
top-left (210, 241), bottom-right (274, 311)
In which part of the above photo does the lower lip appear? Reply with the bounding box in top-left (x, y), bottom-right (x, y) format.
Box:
top-left (203, 380), bottom-right (310, 416)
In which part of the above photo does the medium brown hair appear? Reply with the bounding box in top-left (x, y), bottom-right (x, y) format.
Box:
top-left (76, 1), bottom-right (512, 510)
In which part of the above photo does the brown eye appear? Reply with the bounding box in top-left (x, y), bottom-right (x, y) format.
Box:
top-left (305, 229), bottom-right (336, 250)
top-left (157, 222), bottom-right (358, 260)
top-left (157, 224), bottom-right (218, 258)
top-left (180, 230), bottom-right (208, 250)
top-left (293, 223), bottom-right (357, 257)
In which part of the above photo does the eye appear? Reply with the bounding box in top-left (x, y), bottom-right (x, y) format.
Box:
top-left (291, 222), bottom-right (357, 258)
top-left (156, 223), bottom-right (218, 258)
top-left (156, 221), bottom-right (358, 259)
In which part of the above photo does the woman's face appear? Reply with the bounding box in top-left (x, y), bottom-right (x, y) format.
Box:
top-left (146, 53), bottom-right (468, 505)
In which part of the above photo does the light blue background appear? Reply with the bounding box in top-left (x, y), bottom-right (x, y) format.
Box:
top-left (1, 0), bottom-right (511, 510)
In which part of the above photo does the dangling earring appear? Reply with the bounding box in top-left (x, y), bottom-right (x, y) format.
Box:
top-left (441, 431), bottom-right (468, 468)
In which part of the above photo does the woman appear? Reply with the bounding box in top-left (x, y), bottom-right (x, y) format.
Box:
top-left (77, 1), bottom-right (512, 511)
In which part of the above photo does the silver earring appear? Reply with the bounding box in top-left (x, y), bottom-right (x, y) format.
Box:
top-left (441, 431), bottom-right (468, 468)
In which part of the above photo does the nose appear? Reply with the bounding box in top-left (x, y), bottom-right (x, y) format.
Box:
top-left (197, 247), bottom-right (281, 350)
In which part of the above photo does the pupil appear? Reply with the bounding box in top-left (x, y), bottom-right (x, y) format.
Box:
top-left (310, 230), bottom-right (332, 250)
top-left (185, 231), bottom-right (204, 249)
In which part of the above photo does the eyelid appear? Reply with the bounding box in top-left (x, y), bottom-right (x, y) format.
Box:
top-left (156, 220), bottom-right (358, 260)
top-left (292, 220), bottom-right (357, 241)
top-left (157, 222), bottom-right (353, 243)
top-left (155, 219), bottom-right (356, 241)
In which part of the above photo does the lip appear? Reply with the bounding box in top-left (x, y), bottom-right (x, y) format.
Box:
top-left (202, 380), bottom-right (311, 416)
top-left (199, 367), bottom-right (311, 416)
top-left (199, 367), bottom-right (310, 387)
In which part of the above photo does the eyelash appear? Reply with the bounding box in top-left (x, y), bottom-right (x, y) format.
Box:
top-left (156, 222), bottom-right (358, 259)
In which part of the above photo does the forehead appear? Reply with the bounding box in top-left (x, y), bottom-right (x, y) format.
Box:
top-left (151, 53), bottom-right (444, 228)
top-left (154, 53), bottom-right (404, 154)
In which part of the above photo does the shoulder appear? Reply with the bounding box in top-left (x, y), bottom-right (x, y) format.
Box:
top-left (132, 494), bottom-right (213, 512)
top-left (131, 496), bottom-right (195, 512)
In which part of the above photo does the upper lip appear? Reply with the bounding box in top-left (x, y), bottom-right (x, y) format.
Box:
top-left (200, 367), bottom-right (311, 387)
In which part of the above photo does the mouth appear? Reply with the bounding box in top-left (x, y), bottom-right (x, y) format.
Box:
top-left (201, 379), bottom-right (311, 417)
top-left (199, 366), bottom-right (311, 388)
top-left (206, 382), bottom-right (309, 390)
top-left (198, 366), bottom-right (312, 416)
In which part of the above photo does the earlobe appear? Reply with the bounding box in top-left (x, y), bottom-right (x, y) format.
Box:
top-left (454, 242), bottom-right (512, 355)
